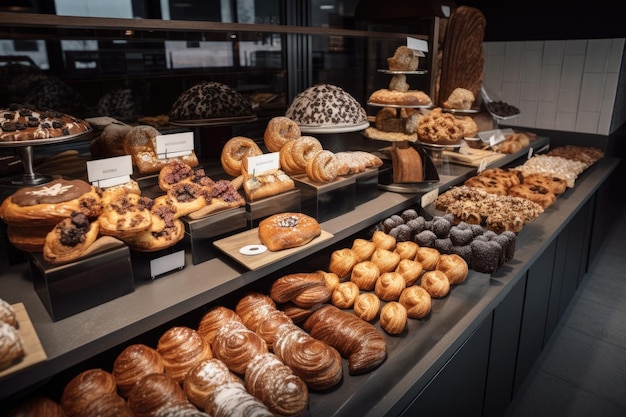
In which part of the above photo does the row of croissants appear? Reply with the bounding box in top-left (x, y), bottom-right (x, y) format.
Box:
top-left (6, 224), bottom-right (471, 417)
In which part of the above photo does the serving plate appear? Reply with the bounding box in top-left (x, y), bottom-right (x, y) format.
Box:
top-left (299, 121), bottom-right (370, 134)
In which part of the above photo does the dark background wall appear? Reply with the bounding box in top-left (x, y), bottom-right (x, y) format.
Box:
top-left (455, 1), bottom-right (624, 41)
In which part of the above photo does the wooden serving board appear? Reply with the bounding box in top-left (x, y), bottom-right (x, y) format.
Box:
top-left (214, 228), bottom-right (333, 270)
top-left (0, 303), bottom-right (47, 378)
top-left (443, 147), bottom-right (506, 167)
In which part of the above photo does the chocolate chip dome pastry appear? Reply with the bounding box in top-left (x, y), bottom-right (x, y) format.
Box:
top-left (168, 81), bottom-right (254, 121)
top-left (285, 83), bottom-right (368, 128)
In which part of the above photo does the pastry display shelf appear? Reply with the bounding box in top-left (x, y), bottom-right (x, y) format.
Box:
top-left (1, 136), bottom-right (617, 416)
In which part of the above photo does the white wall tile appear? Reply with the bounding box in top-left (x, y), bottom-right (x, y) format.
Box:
top-left (536, 101), bottom-right (557, 130)
top-left (501, 81), bottom-right (521, 104)
top-left (517, 99), bottom-right (538, 126)
top-left (579, 72), bottom-right (605, 112)
top-left (564, 39), bottom-right (588, 55)
top-left (503, 42), bottom-right (523, 83)
top-left (557, 90), bottom-right (581, 113)
top-left (584, 39), bottom-right (611, 73)
top-left (555, 111), bottom-right (577, 131)
top-left (607, 39), bottom-right (624, 72)
top-left (521, 47), bottom-right (543, 83)
top-left (560, 55), bottom-right (585, 92)
top-left (520, 82), bottom-right (539, 101)
top-left (539, 65), bottom-right (561, 102)
top-left (576, 111), bottom-right (600, 133)
top-left (543, 41), bottom-right (565, 66)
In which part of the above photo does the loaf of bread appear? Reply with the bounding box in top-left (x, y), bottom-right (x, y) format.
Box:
top-left (302, 305), bottom-right (387, 375)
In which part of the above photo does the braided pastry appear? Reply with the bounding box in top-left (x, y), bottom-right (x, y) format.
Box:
top-left (302, 305), bottom-right (387, 375)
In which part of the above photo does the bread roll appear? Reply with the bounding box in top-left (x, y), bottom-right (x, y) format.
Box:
top-left (399, 285), bottom-right (432, 319)
top-left (395, 258), bottom-right (424, 287)
top-left (351, 238), bottom-right (376, 262)
top-left (350, 260), bottom-right (380, 291)
top-left (420, 270), bottom-right (451, 298)
top-left (353, 293), bottom-right (381, 322)
top-left (60, 369), bottom-right (117, 417)
top-left (244, 353), bottom-right (309, 417)
top-left (331, 281), bottom-right (360, 309)
top-left (211, 321), bottom-right (268, 375)
top-left (302, 305), bottom-right (387, 375)
top-left (328, 248), bottom-right (359, 278)
top-left (370, 248), bottom-right (401, 274)
top-left (157, 326), bottom-right (213, 384)
top-left (394, 241), bottom-right (419, 260)
top-left (375, 271), bottom-right (406, 301)
top-left (379, 301), bottom-right (407, 335)
top-left (371, 230), bottom-right (396, 250)
top-left (415, 247), bottom-right (441, 270)
top-left (183, 358), bottom-right (241, 410)
top-left (197, 306), bottom-right (242, 345)
top-left (436, 253), bottom-right (469, 285)
top-left (128, 373), bottom-right (187, 417)
top-left (273, 327), bottom-right (343, 391)
top-left (112, 343), bottom-right (165, 398)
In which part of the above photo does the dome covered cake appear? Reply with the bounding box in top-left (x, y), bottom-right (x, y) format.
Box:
top-left (286, 84), bottom-right (367, 127)
top-left (169, 81), bottom-right (254, 121)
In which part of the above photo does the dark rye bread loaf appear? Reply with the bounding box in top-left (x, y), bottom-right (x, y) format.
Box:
top-left (437, 6), bottom-right (486, 107)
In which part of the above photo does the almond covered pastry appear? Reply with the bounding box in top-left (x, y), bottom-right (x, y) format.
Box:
top-left (379, 301), bottom-right (408, 335)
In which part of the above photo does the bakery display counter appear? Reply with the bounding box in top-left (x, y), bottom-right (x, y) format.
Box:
top-left (0, 138), bottom-right (617, 417)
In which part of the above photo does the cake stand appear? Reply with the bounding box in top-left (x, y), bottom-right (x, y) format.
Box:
top-left (0, 129), bottom-right (91, 186)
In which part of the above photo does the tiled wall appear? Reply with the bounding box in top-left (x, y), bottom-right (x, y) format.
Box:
top-left (483, 38), bottom-right (626, 136)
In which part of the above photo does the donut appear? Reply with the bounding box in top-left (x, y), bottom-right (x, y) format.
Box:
top-left (305, 150), bottom-right (338, 183)
top-left (264, 116), bottom-right (301, 152)
top-left (220, 136), bottom-right (263, 176)
top-left (291, 136), bottom-right (323, 170)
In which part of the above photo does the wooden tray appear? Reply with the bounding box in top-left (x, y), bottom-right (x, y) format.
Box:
top-left (0, 303), bottom-right (47, 378)
top-left (213, 228), bottom-right (333, 270)
top-left (443, 147), bottom-right (506, 167)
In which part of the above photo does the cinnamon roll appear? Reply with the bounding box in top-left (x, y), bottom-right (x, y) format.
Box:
top-left (328, 248), bottom-right (359, 278)
top-left (197, 306), bottom-right (242, 345)
top-left (183, 358), bottom-right (241, 410)
top-left (331, 281), bottom-right (360, 309)
top-left (394, 240), bottom-right (419, 260)
top-left (370, 248), bottom-right (401, 273)
top-left (112, 343), bottom-right (165, 399)
top-left (415, 247), bottom-right (441, 270)
top-left (351, 238), bottom-right (376, 262)
top-left (235, 292), bottom-right (277, 332)
top-left (371, 230), bottom-right (396, 250)
top-left (60, 369), bottom-right (118, 417)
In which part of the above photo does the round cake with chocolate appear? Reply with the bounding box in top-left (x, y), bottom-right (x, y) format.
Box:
top-left (168, 81), bottom-right (253, 121)
top-left (0, 104), bottom-right (90, 142)
top-left (286, 83), bottom-right (368, 127)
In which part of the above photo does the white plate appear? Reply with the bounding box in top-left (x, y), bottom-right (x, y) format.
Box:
top-left (299, 121), bottom-right (370, 134)
top-left (0, 128), bottom-right (92, 148)
top-left (170, 115), bottom-right (257, 127)
top-left (377, 69), bottom-right (428, 75)
top-left (442, 108), bottom-right (480, 114)
top-left (367, 102), bottom-right (432, 109)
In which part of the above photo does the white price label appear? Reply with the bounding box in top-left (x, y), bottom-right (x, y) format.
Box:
top-left (421, 188), bottom-right (439, 208)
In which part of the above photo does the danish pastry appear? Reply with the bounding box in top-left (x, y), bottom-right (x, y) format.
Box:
top-left (305, 149), bottom-right (339, 183)
top-left (415, 247), bottom-right (441, 271)
top-left (351, 238), bottom-right (376, 262)
top-left (156, 326), bottom-right (213, 384)
top-left (436, 253), bottom-right (468, 285)
top-left (508, 183), bottom-right (557, 209)
top-left (370, 248), bottom-right (401, 273)
top-left (98, 192), bottom-right (153, 238)
top-left (328, 248), bottom-right (359, 278)
top-left (43, 212), bottom-right (100, 264)
top-left (258, 212), bottom-right (321, 252)
top-left (417, 107), bottom-right (464, 145)
top-left (395, 258), bottom-right (424, 286)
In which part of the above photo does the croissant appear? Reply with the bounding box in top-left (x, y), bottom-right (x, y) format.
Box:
top-left (350, 261), bottom-right (380, 291)
top-left (370, 248), bottom-right (401, 273)
top-left (157, 326), bottom-right (213, 384)
top-left (379, 301), bottom-right (407, 335)
top-left (331, 281), bottom-right (360, 309)
top-left (205, 382), bottom-right (273, 417)
top-left (351, 238), bottom-right (376, 262)
top-left (244, 353), bottom-right (309, 417)
top-left (375, 271), bottom-right (407, 301)
top-left (415, 247), bottom-right (441, 270)
top-left (60, 368), bottom-right (117, 417)
top-left (328, 248), bottom-right (359, 278)
top-left (236, 292), bottom-right (277, 332)
top-left (371, 230), bottom-right (396, 250)
top-left (319, 270), bottom-right (340, 291)
top-left (353, 293), bottom-right (381, 322)
top-left (395, 258), bottom-right (424, 286)
top-left (183, 358), bottom-right (241, 410)
top-left (112, 343), bottom-right (165, 399)
top-left (302, 305), bottom-right (387, 375)
top-left (128, 373), bottom-right (187, 417)
top-left (436, 253), bottom-right (469, 285)
top-left (420, 270), bottom-right (451, 298)
top-left (212, 321), bottom-right (268, 375)
top-left (273, 327), bottom-right (343, 391)
top-left (197, 306), bottom-right (242, 345)
top-left (399, 285), bottom-right (432, 319)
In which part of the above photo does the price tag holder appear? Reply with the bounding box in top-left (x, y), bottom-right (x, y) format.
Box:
top-left (407, 37), bottom-right (428, 56)
top-left (246, 153), bottom-right (280, 176)
top-left (87, 155), bottom-right (133, 188)
top-left (156, 132), bottom-right (194, 159)
top-left (150, 250), bottom-right (185, 279)
top-left (421, 188), bottom-right (439, 208)
top-left (478, 129), bottom-right (506, 147)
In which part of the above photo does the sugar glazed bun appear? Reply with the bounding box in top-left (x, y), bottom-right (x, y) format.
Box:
top-left (220, 136), bottom-right (263, 177)
top-left (264, 116), bottom-right (301, 152)
top-left (157, 326), bottom-right (213, 384)
top-left (286, 83), bottom-right (368, 127)
top-left (169, 81), bottom-right (253, 121)
top-left (258, 212), bottom-right (321, 251)
top-left (205, 382), bottom-right (273, 417)
top-left (212, 321), bottom-right (268, 375)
